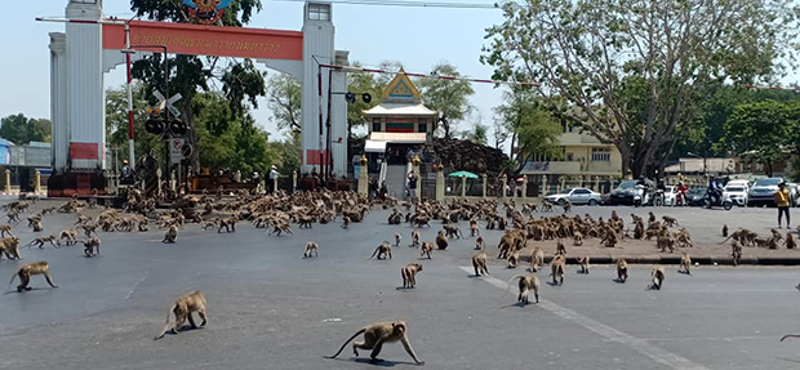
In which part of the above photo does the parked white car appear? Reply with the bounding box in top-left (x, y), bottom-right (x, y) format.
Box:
top-left (662, 186), bottom-right (677, 206)
top-left (543, 187), bottom-right (603, 206)
top-left (723, 184), bottom-right (748, 206)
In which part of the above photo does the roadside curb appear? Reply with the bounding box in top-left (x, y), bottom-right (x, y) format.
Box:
top-left (519, 254), bottom-right (800, 266)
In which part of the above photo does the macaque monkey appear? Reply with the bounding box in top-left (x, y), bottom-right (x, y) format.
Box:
top-left (657, 233), bottom-right (675, 253)
top-left (648, 212), bottom-right (656, 224)
top-left (505, 274), bottom-right (540, 305)
top-left (420, 242), bottom-right (434, 259)
top-left (530, 247), bottom-right (544, 272)
top-left (401, 263), bottom-right (423, 288)
top-left (786, 233), bottom-right (796, 249)
top-left (58, 228), bottom-right (78, 246)
top-left (578, 255), bottom-right (590, 274)
top-left (551, 255), bottom-right (566, 285)
top-left (325, 321), bottom-right (424, 365)
top-left (662, 215), bottom-right (679, 227)
top-left (201, 219), bottom-right (218, 231)
top-left (648, 265), bottom-right (666, 290)
top-left (0, 237), bottom-right (21, 260)
top-left (411, 230), bottom-right (420, 248)
top-left (217, 216), bottom-right (237, 233)
top-left (7, 261), bottom-right (58, 293)
top-left (24, 235), bottom-right (58, 249)
top-left (0, 224), bottom-right (14, 238)
top-left (506, 250), bottom-right (519, 269)
top-left (394, 233), bottom-right (402, 247)
top-left (616, 258), bottom-right (628, 283)
top-left (556, 241), bottom-right (567, 256)
top-left (472, 251), bottom-right (489, 276)
top-left (475, 236), bottom-right (485, 250)
top-left (154, 290), bottom-right (207, 340)
top-left (731, 240), bottom-right (743, 266)
top-left (341, 216), bottom-right (351, 229)
top-left (573, 231), bottom-right (584, 246)
top-left (435, 230), bottom-right (449, 250)
top-left (138, 218), bottom-right (149, 232)
top-left (163, 225), bottom-right (178, 244)
top-left (470, 219), bottom-right (480, 237)
top-left (303, 241), bottom-right (319, 258)
top-left (680, 253), bottom-right (692, 275)
top-left (722, 224), bottom-right (728, 237)
top-left (369, 242), bottom-right (392, 260)
top-left (80, 237), bottom-right (101, 257)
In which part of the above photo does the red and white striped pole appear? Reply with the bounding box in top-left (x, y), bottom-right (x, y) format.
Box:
top-left (124, 22), bottom-right (135, 170)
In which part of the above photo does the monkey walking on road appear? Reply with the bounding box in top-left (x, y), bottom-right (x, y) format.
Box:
top-left (154, 290), bottom-right (207, 340)
top-left (7, 261), bottom-right (58, 293)
top-left (325, 321), bottom-right (424, 365)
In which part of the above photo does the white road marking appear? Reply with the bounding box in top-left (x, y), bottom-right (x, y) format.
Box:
top-left (460, 266), bottom-right (711, 370)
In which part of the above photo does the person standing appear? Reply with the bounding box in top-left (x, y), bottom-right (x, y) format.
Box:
top-left (775, 181), bottom-right (792, 228)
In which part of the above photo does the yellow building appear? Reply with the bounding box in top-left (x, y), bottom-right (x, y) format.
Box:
top-left (520, 126), bottom-right (623, 178)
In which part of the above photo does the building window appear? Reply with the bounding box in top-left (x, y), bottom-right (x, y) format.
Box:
top-left (308, 3), bottom-right (331, 21)
top-left (418, 123), bottom-right (427, 133)
top-left (591, 147), bottom-right (611, 161)
top-left (372, 122), bottom-right (381, 132)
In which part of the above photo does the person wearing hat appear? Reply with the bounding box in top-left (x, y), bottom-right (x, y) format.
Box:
top-left (775, 181), bottom-right (792, 228)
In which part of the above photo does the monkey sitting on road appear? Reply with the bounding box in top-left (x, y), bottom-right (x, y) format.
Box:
top-left (472, 251), bottom-right (489, 276)
top-left (401, 263), bottom-right (423, 288)
top-left (325, 321), bottom-right (424, 365)
top-left (648, 265), bottom-right (666, 290)
top-left (616, 258), bottom-right (628, 283)
top-left (680, 253), bottom-right (692, 275)
top-left (505, 274), bottom-right (540, 305)
top-left (163, 225), bottom-right (178, 244)
top-left (0, 237), bottom-right (21, 260)
top-left (394, 233), bottom-right (402, 247)
top-left (80, 237), bottom-right (101, 257)
top-left (369, 242), bottom-right (392, 260)
top-left (475, 236), bottom-right (485, 250)
top-left (657, 233), bottom-right (675, 253)
top-left (341, 216), bottom-right (351, 229)
top-left (786, 233), bottom-right (796, 249)
top-left (578, 255), bottom-right (590, 274)
top-left (24, 235), bottom-right (58, 249)
top-left (573, 231), bottom-right (584, 246)
top-left (154, 290), bottom-right (208, 340)
top-left (435, 230), bottom-right (449, 250)
top-left (7, 261), bottom-right (58, 293)
top-left (303, 241), bottom-right (319, 258)
top-left (420, 242), bottom-right (434, 259)
top-left (556, 241), bottom-right (567, 256)
top-left (731, 240), bottom-right (743, 266)
top-left (722, 224), bottom-right (728, 237)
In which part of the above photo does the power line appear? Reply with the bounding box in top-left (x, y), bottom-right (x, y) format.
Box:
top-left (266, 0), bottom-right (501, 9)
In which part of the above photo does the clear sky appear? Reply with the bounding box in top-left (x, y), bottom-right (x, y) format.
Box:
top-left (0, 0), bottom-right (506, 142)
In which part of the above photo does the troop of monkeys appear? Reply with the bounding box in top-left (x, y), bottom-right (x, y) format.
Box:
top-left (6, 191), bottom-right (800, 365)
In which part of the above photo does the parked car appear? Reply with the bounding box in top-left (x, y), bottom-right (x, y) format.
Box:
top-left (747, 177), bottom-right (784, 207)
top-left (607, 180), bottom-right (639, 205)
top-left (723, 184), bottom-right (748, 206)
top-left (686, 187), bottom-right (707, 206)
top-left (543, 187), bottom-right (602, 206)
top-left (663, 186), bottom-right (677, 206)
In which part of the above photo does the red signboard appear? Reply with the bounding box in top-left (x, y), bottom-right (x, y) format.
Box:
top-left (103, 20), bottom-right (303, 60)
top-left (306, 150), bottom-right (332, 165)
top-left (70, 142), bottom-right (99, 160)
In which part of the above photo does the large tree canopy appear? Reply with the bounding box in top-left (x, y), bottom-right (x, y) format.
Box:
top-left (482, 0), bottom-right (799, 178)
top-left (494, 87), bottom-right (562, 172)
top-left (130, 0), bottom-right (266, 170)
top-left (723, 100), bottom-right (799, 177)
top-left (0, 114), bottom-right (51, 145)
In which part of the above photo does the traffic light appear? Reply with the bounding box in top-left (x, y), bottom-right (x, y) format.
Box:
top-left (362, 93), bottom-right (372, 104)
top-left (169, 120), bottom-right (187, 136)
top-left (145, 118), bottom-right (165, 135)
top-left (345, 92), bottom-right (356, 103)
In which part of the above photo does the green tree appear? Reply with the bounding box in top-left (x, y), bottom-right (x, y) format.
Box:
top-left (482, 0), bottom-right (800, 178)
top-left (346, 62), bottom-right (384, 137)
top-left (265, 74), bottom-right (302, 134)
top-left (271, 132), bottom-right (301, 175)
top-left (722, 101), bottom-right (795, 176)
top-left (494, 87), bottom-right (562, 172)
top-left (106, 84), bottom-right (162, 163)
top-left (416, 62), bottom-right (475, 139)
top-left (0, 114), bottom-right (52, 145)
top-left (130, 0), bottom-right (265, 169)
top-left (463, 114), bottom-right (488, 145)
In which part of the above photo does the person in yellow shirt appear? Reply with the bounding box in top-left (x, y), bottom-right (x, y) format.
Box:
top-left (774, 182), bottom-right (791, 228)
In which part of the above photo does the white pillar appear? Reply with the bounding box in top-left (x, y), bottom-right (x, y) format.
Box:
top-left (49, 32), bottom-right (68, 173)
top-left (330, 51), bottom-right (348, 177)
top-left (301, 2), bottom-right (335, 175)
top-left (66, 1), bottom-right (106, 170)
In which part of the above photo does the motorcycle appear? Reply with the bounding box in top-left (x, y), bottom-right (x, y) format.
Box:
top-left (704, 187), bottom-right (733, 210)
top-left (633, 185), bottom-right (652, 207)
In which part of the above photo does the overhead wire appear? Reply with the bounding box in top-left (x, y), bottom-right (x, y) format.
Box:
top-left (265, 0), bottom-right (501, 9)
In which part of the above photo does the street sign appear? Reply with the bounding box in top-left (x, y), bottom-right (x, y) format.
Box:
top-left (169, 138), bottom-right (185, 164)
top-left (153, 91), bottom-right (183, 118)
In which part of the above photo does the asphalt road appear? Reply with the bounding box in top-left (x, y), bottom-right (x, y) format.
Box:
top-left (1, 203), bottom-right (800, 369)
